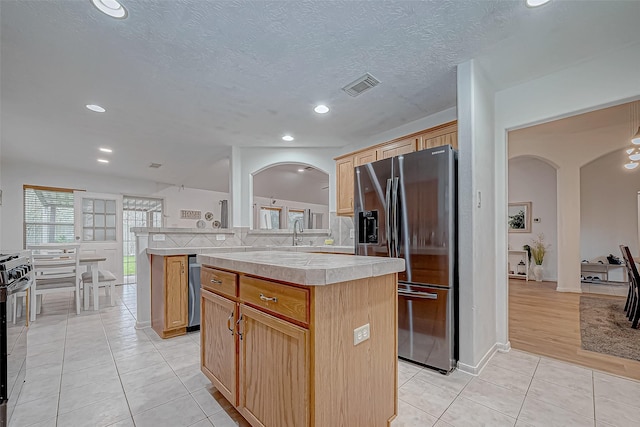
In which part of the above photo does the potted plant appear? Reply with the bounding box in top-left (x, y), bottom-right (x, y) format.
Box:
top-left (530, 234), bottom-right (550, 282)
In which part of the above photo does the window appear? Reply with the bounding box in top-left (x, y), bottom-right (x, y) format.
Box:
top-left (24, 185), bottom-right (75, 247)
top-left (258, 207), bottom-right (281, 229)
top-left (123, 196), bottom-right (163, 284)
top-left (81, 197), bottom-right (117, 241)
top-left (287, 209), bottom-right (304, 229)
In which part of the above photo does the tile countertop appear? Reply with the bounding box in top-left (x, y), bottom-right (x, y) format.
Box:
top-left (147, 245), bottom-right (355, 256)
top-left (197, 251), bottom-right (405, 286)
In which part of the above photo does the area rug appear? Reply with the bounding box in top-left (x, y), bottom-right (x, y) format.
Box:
top-left (580, 295), bottom-right (640, 362)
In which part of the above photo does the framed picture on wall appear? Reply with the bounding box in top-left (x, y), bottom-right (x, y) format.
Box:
top-left (508, 202), bottom-right (532, 233)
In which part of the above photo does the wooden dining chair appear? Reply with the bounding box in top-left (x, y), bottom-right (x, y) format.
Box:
top-left (28, 243), bottom-right (82, 321)
top-left (621, 246), bottom-right (640, 328)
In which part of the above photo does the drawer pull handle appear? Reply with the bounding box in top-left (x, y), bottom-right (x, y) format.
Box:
top-left (227, 312), bottom-right (234, 335)
top-left (259, 293), bottom-right (278, 303)
top-left (210, 278), bottom-right (223, 284)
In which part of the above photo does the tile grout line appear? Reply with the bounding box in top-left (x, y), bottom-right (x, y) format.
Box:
top-left (99, 290), bottom-right (137, 426)
top-left (54, 293), bottom-right (72, 427)
top-left (514, 355), bottom-right (540, 422)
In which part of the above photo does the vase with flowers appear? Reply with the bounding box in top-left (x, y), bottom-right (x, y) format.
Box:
top-left (530, 233), bottom-right (549, 282)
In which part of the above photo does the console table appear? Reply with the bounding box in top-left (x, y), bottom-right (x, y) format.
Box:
top-left (580, 262), bottom-right (628, 285)
top-left (508, 250), bottom-right (529, 281)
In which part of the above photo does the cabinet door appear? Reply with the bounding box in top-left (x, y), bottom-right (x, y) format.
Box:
top-left (165, 255), bottom-right (188, 329)
top-left (418, 122), bottom-right (458, 150)
top-left (353, 148), bottom-right (377, 166)
top-left (420, 130), bottom-right (457, 150)
top-left (376, 137), bottom-right (417, 160)
top-left (336, 156), bottom-right (354, 216)
top-left (201, 290), bottom-right (237, 406)
top-left (238, 305), bottom-right (309, 427)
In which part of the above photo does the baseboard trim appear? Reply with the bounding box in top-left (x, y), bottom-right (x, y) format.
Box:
top-left (497, 341), bottom-right (511, 352)
top-left (135, 320), bottom-right (151, 330)
top-left (457, 343), bottom-right (498, 375)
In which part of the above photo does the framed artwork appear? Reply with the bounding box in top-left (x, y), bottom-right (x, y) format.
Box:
top-left (508, 202), bottom-right (532, 233)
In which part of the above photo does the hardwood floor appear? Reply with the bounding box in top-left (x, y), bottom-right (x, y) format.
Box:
top-left (509, 279), bottom-right (640, 380)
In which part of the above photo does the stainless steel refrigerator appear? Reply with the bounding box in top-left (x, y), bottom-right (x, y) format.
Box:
top-left (354, 146), bottom-right (457, 373)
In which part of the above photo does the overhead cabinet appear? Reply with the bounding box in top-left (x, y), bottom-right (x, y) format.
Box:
top-left (335, 120), bottom-right (457, 216)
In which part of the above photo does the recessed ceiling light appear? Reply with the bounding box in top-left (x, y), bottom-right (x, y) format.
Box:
top-left (97, 159), bottom-right (109, 164)
top-left (91, 0), bottom-right (128, 19)
top-left (86, 104), bottom-right (106, 113)
top-left (624, 162), bottom-right (638, 170)
top-left (282, 135), bottom-right (294, 142)
top-left (99, 147), bottom-right (113, 153)
top-left (525, 0), bottom-right (551, 7)
top-left (626, 148), bottom-right (635, 154)
top-left (314, 104), bottom-right (330, 114)
top-left (298, 168), bottom-right (304, 172)
top-left (629, 153), bottom-right (640, 161)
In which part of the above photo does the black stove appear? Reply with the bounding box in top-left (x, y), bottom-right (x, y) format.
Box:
top-left (0, 251), bottom-right (31, 426)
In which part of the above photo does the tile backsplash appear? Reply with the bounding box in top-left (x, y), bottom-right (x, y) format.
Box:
top-left (145, 213), bottom-right (354, 249)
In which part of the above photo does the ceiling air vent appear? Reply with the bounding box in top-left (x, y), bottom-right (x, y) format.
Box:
top-left (149, 163), bottom-right (162, 169)
top-left (342, 73), bottom-right (381, 97)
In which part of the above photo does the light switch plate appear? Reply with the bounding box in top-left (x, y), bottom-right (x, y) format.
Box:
top-left (216, 234), bottom-right (225, 241)
top-left (349, 229), bottom-right (355, 239)
top-left (152, 234), bottom-right (166, 241)
top-left (353, 323), bottom-right (370, 346)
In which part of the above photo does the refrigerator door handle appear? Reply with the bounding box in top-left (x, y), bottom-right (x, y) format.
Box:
top-left (392, 177), bottom-right (399, 258)
top-left (385, 178), bottom-right (393, 257)
top-left (398, 289), bottom-right (438, 300)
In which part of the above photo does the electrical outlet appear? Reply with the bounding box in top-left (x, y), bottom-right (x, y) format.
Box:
top-left (152, 234), bottom-right (166, 241)
top-left (216, 234), bottom-right (225, 241)
top-left (353, 323), bottom-right (370, 346)
top-left (349, 229), bottom-right (355, 239)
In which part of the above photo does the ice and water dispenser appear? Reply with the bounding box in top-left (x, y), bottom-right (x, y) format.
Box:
top-left (358, 210), bottom-right (379, 244)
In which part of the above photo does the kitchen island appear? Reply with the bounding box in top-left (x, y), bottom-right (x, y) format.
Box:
top-left (197, 251), bottom-right (404, 427)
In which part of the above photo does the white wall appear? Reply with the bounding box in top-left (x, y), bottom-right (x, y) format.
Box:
top-left (494, 41), bottom-right (640, 348)
top-left (581, 150), bottom-right (640, 280)
top-left (237, 147), bottom-right (337, 228)
top-left (0, 160), bottom-right (230, 248)
top-left (508, 157), bottom-right (558, 281)
top-left (457, 59), bottom-right (498, 372)
top-left (154, 186), bottom-right (230, 228)
top-left (341, 107), bottom-right (458, 154)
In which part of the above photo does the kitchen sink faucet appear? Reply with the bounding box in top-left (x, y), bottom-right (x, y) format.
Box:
top-left (293, 219), bottom-right (304, 246)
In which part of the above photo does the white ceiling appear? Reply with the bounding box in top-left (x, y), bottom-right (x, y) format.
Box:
top-left (253, 163), bottom-right (329, 206)
top-left (1, 1), bottom-right (639, 192)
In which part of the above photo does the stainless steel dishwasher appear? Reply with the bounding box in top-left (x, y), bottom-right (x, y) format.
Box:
top-left (187, 255), bottom-right (201, 331)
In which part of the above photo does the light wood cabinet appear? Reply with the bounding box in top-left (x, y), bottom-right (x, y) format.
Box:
top-left (238, 305), bottom-right (309, 427)
top-left (418, 121), bottom-right (458, 150)
top-left (201, 267), bottom-right (397, 427)
top-left (201, 289), bottom-right (237, 405)
top-left (335, 156), bottom-right (354, 216)
top-left (151, 255), bottom-right (188, 338)
top-left (334, 121), bottom-right (457, 216)
top-left (376, 136), bottom-right (417, 160)
top-left (353, 147), bottom-right (377, 166)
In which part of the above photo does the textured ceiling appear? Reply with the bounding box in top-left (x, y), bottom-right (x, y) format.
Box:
top-left (253, 163), bottom-right (329, 205)
top-left (1, 1), bottom-right (639, 191)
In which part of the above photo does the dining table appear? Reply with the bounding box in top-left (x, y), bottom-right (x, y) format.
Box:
top-left (79, 256), bottom-right (107, 310)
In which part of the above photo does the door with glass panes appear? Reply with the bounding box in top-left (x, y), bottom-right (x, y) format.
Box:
top-left (74, 191), bottom-right (124, 283)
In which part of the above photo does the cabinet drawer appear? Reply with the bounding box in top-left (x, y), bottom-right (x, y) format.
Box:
top-left (202, 267), bottom-right (237, 298)
top-left (240, 276), bottom-right (309, 324)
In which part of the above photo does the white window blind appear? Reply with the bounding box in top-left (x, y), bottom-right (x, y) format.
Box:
top-left (24, 186), bottom-right (75, 247)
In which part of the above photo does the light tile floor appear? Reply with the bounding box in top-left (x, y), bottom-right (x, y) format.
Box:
top-left (12, 285), bottom-right (640, 427)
